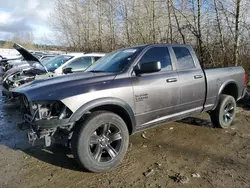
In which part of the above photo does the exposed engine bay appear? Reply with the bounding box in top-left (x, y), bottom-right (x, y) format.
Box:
top-left (3, 69), bottom-right (56, 99)
top-left (19, 95), bottom-right (74, 146)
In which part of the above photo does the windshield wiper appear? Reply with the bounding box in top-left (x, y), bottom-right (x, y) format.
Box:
top-left (88, 70), bottom-right (106, 73)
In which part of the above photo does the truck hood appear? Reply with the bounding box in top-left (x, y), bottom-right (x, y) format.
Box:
top-left (13, 72), bottom-right (117, 101)
top-left (13, 43), bottom-right (42, 67)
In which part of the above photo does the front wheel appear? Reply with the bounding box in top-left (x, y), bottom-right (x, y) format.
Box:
top-left (71, 111), bottom-right (129, 172)
top-left (210, 94), bottom-right (236, 128)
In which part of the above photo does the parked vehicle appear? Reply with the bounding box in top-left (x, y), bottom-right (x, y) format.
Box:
top-left (1, 55), bottom-right (23, 71)
top-left (2, 45), bottom-right (60, 72)
top-left (39, 55), bottom-right (56, 62)
top-left (14, 44), bottom-right (247, 172)
top-left (2, 44), bottom-right (105, 99)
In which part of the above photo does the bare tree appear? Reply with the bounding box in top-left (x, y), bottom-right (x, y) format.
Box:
top-left (48, 0), bottom-right (250, 81)
top-left (171, 1), bottom-right (186, 44)
top-left (214, 0), bottom-right (227, 66)
top-left (234, 0), bottom-right (241, 66)
top-left (167, 0), bottom-right (173, 43)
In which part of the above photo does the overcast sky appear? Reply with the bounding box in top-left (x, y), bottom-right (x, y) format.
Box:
top-left (0, 0), bottom-right (54, 44)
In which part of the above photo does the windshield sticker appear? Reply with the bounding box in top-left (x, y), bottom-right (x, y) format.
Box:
top-left (123, 49), bottom-right (137, 53)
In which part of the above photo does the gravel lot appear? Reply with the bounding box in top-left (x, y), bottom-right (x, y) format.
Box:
top-left (0, 70), bottom-right (250, 188)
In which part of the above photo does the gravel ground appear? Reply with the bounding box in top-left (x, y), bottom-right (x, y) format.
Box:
top-left (0, 70), bottom-right (250, 188)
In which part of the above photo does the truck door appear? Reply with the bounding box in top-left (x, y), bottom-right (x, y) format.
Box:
top-left (131, 46), bottom-right (181, 127)
top-left (171, 46), bottom-right (206, 114)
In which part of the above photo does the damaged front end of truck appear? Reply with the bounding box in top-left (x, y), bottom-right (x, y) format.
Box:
top-left (18, 95), bottom-right (75, 147)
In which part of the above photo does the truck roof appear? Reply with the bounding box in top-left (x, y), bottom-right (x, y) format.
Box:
top-left (114, 44), bottom-right (192, 53)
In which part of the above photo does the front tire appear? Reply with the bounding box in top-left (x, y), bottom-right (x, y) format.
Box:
top-left (71, 111), bottom-right (129, 172)
top-left (210, 94), bottom-right (236, 128)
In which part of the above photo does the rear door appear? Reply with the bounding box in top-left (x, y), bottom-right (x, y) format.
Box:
top-left (131, 46), bottom-right (181, 127)
top-left (171, 46), bottom-right (206, 114)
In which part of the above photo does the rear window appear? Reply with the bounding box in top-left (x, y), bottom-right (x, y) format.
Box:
top-left (173, 47), bottom-right (195, 70)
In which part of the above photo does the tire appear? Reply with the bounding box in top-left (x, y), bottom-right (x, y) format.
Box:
top-left (210, 94), bottom-right (236, 128)
top-left (71, 111), bottom-right (129, 172)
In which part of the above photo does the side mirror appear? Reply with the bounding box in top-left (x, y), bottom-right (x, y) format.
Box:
top-left (134, 61), bottom-right (161, 75)
top-left (63, 67), bottom-right (73, 74)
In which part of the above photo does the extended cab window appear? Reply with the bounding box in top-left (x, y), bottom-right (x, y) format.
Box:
top-left (66, 57), bottom-right (92, 71)
top-left (94, 56), bottom-right (102, 62)
top-left (173, 47), bottom-right (195, 70)
top-left (139, 47), bottom-right (172, 71)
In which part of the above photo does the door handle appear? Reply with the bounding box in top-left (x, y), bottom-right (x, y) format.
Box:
top-left (166, 78), bottom-right (177, 83)
top-left (194, 75), bottom-right (203, 79)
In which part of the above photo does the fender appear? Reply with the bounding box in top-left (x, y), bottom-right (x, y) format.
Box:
top-left (69, 97), bottom-right (136, 133)
top-left (212, 79), bottom-right (239, 111)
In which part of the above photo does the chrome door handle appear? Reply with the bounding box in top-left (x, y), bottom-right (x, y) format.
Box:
top-left (194, 75), bottom-right (203, 79)
top-left (166, 78), bottom-right (177, 83)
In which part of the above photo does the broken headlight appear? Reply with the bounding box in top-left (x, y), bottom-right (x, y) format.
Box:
top-left (31, 101), bottom-right (72, 120)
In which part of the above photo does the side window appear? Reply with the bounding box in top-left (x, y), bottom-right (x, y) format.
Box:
top-left (139, 47), bottom-right (172, 71)
top-left (66, 57), bottom-right (92, 71)
top-left (172, 47), bottom-right (195, 70)
top-left (94, 56), bottom-right (102, 62)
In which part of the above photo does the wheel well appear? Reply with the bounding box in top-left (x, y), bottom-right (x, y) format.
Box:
top-left (89, 105), bottom-right (133, 134)
top-left (221, 83), bottom-right (238, 100)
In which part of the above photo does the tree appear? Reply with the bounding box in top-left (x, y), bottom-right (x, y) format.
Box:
top-left (234, 0), bottom-right (241, 66)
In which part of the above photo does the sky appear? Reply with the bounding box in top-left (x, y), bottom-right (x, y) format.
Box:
top-left (0, 0), bottom-right (54, 44)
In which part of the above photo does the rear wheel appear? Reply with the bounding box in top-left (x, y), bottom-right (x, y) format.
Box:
top-left (210, 94), bottom-right (236, 128)
top-left (71, 111), bottom-right (129, 172)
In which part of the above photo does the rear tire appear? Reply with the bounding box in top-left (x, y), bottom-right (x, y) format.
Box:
top-left (71, 111), bottom-right (129, 172)
top-left (210, 94), bottom-right (236, 128)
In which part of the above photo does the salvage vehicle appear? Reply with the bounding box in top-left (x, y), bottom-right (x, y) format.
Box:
top-left (1, 55), bottom-right (23, 71)
top-left (14, 44), bottom-right (247, 172)
top-left (2, 44), bottom-right (105, 99)
top-left (2, 44), bottom-right (60, 72)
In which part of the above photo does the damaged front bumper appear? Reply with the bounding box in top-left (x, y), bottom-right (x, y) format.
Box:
top-left (23, 114), bottom-right (74, 147)
top-left (19, 98), bottom-right (74, 147)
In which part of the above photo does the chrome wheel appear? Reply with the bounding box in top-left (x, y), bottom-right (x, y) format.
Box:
top-left (223, 102), bottom-right (235, 124)
top-left (89, 123), bottom-right (122, 163)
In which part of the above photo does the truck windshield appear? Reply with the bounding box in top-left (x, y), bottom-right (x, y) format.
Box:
top-left (42, 55), bottom-right (73, 72)
top-left (86, 48), bottom-right (139, 73)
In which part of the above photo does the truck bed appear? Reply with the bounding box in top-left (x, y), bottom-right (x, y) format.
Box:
top-left (203, 66), bottom-right (245, 111)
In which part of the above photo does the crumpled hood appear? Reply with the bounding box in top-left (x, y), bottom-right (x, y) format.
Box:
top-left (8, 61), bottom-right (27, 66)
top-left (3, 65), bottom-right (34, 79)
top-left (13, 72), bottom-right (117, 101)
top-left (3, 66), bottom-right (23, 79)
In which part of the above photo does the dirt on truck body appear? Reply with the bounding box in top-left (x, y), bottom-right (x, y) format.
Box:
top-left (1, 69), bottom-right (250, 187)
top-left (12, 44), bottom-right (247, 172)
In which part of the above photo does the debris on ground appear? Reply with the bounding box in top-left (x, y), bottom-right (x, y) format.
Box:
top-left (169, 127), bottom-right (174, 130)
top-left (157, 145), bottom-right (162, 148)
top-left (142, 144), bottom-right (147, 148)
top-left (141, 132), bottom-right (148, 139)
top-left (129, 143), bottom-right (133, 148)
top-left (143, 169), bottom-right (155, 177)
top-left (156, 184), bottom-right (161, 188)
top-left (155, 162), bottom-right (162, 168)
top-left (191, 173), bottom-right (201, 178)
top-left (169, 173), bottom-right (190, 184)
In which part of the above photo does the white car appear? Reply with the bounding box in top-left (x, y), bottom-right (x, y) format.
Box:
top-left (51, 53), bottom-right (105, 75)
top-left (2, 44), bottom-right (106, 99)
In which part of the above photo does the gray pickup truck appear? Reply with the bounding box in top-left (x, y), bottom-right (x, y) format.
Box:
top-left (14, 44), bottom-right (247, 172)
